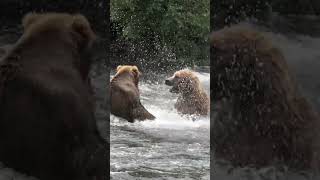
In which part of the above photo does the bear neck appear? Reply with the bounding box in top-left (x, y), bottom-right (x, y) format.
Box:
top-left (180, 89), bottom-right (198, 99)
top-left (180, 83), bottom-right (202, 97)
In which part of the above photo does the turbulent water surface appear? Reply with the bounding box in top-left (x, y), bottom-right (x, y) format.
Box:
top-left (110, 70), bottom-right (210, 180)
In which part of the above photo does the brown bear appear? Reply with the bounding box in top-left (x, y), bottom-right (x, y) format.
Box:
top-left (165, 69), bottom-right (209, 116)
top-left (110, 65), bottom-right (155, 122)
top-left (210, 25), bottom-right (320, 171)
top-left (0, 13), bottom-right (108, 180)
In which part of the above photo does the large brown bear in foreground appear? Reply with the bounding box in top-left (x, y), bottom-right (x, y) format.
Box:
top-left (0, 13), bottom-right (108, 180)
top-left (165, 69), bottom-right (209, 116)
top-left (110, 65), bottom-right (155, 122)
top-left (211, 25), bottom-right (320, 171)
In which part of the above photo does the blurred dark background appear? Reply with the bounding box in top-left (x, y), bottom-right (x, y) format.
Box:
top-left (0, 0), bottom-right (107, 36)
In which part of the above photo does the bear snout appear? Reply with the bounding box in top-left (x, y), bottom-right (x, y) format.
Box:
top-left (165, 78), bottom-right (174, 86)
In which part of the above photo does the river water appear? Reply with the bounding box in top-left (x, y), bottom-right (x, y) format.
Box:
top-left (110, 70), bottom-right (210, 180)
top-left (212, 16), bottom-right (320, 180)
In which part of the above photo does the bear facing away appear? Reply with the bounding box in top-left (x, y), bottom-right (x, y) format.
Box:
top-left (110, 65), bottom-right (155, 122)
top-left (0, 13), bottom-right (108, 180)
top-left (210, 25), bottom-right (320, 171)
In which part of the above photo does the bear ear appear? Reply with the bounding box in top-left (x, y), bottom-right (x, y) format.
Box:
top-left (116, 65), bottom-right (122, 72)
top-left (72, 14), bottom-right (97, 47)
top-left (131, 66), bottom-right (141, 87)
top-left (132, 66), bottom-right (141, 77)
top-left (22, 12), bottom-right (41, 29)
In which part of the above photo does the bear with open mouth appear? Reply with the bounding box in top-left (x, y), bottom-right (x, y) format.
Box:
top-left (165, 69), bottom-right (209, 116)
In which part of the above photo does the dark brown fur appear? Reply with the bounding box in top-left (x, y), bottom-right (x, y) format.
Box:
top-left (0, 44), bottom-right (11, 58)
top-left (165, 69), bottom-right (209, 116)
top-left (0, 13), bottom-right (107, 180)
top-left (110, 65), bottom-right (155, 122)
top-left (211, 25), bottom-right (320, 170)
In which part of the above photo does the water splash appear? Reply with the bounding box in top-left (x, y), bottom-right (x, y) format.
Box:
top-left (111, 70), bottom-right (210, 179)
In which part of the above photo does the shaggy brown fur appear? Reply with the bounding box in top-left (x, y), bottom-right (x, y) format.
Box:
top-left (0, 13), bottom-right (107, 180)
top-left (111, 65), bottom-right (155, 122)
top-left (210, 25), bottom-right (320, 170)
top-left (165, 69), bottom-right (209, 116)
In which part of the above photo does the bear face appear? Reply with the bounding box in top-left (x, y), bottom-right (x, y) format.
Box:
top-left (165, 69), bottom-right (209, 116)
top-left (165, 69), bottom-right (201, 95)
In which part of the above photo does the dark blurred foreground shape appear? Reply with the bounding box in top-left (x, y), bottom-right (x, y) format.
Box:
top-left (0, 0), bottom-right (110, 130)
top-left (0, 0), bottom-right (107, 35)
top-left (210, 0), bottom-right (320, 174)
top-left (210, 25), bottom-right (320, 171)
top-left (0, 1), bottom-right (110, 180)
